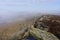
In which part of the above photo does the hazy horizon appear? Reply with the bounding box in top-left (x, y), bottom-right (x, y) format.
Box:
top-left (0, 0), bottom-right (60, 23)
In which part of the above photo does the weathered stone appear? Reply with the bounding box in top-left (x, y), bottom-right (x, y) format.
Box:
top-left (34, 15), bottom-right (60, 35)
top-left (10, 15), bottom-right (60, 40)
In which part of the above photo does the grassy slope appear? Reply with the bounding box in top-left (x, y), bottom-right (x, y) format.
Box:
top-left (0, 14), bottom-right (40, 40)
top-left (0, 14), bottom-right (58, 40)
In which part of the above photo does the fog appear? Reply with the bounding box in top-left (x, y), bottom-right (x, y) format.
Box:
top-left (0, 0), bottom-right (59, 24)
top-left (0, 12), bottom-right (39, 23)
top-left (0, 11), bottom-right (59, 24)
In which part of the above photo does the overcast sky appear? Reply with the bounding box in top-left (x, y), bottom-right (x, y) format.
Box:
top-left (0, 0), bottom-right (60, 12)
top-left (0, 0), bottom-right (60, 23)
